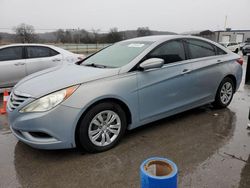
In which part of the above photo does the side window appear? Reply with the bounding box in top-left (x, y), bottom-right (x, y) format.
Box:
top-left (26, 46), bottom-right (59, 59)
top-left (0, 47), bottom-right (23, 61)
top-left (148, 40), bottom-right (186, 64)
top-left (186, 39), bottom-right (216, 59)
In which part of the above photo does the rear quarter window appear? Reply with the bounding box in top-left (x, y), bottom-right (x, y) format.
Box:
top-left (26, 46), bottom-right (59, 59)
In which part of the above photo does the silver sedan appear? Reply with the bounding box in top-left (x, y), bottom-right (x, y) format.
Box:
top-left (7, 35), bottom-right (243, 152)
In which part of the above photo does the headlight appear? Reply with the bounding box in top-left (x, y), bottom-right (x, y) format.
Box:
top-left (19, 85), bottom-right (79, 113)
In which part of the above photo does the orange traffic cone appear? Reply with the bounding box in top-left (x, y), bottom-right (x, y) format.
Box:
top-left (0, 90), bottom-right (9, 114)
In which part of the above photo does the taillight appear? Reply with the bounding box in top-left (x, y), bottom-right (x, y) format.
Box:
top-left (236, 58), bottom-right (243, 66)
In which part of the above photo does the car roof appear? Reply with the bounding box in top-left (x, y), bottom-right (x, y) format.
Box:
top-left (122, 35), bottom-right (218, 43)
top-left (0, 43), bottom-right (76, 55)
top-left (0, 43), bottom-right (57, 48)
top-left (124, 35), bottom-right (178, 42)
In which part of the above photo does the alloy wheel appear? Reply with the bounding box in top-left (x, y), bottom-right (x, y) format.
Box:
top-left (220, 82), bottom-right (233, 105)
top-left (88, 110), bottom-right (121, 147)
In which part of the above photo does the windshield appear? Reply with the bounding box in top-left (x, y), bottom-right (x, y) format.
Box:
top-left (82, 41), bottom-right (153, 68)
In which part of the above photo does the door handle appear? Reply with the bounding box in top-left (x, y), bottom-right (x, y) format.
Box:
top-left (217, 59), bottom-right (222, 63)
top-left (14, 62), bottom-right (25, 66)
top-left (181, 69), bottom-right (192, 75)
top-left (52, 58), bottom-right (61, 62)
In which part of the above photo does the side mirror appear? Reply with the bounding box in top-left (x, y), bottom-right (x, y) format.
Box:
top-left (139, 58), bottom-right (164, 71)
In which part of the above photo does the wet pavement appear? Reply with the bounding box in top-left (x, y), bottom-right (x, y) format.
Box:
top-left (0, 58), bottom-right (250, 188)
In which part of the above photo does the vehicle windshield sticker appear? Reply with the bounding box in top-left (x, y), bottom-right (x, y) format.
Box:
top-left (128, 43), bottom-right (145, 48)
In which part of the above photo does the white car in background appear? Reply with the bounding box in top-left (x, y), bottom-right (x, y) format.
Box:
top-left (0, 44), bottom-right (85, 88)
top-left (219, 42), bottom-right (240, 53)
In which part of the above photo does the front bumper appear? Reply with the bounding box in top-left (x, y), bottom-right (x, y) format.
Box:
top-left (7, 104), bottom-right (81, 150)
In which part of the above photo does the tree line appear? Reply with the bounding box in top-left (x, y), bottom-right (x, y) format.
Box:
top-left (6, 23), bottom-right (153, 44)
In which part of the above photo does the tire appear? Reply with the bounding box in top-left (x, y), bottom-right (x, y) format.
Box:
top-left (234, 48), bottom-right (239, 53)
top-left (243, 52), bottom-right (246, 56)
top-left (77, 102), bottom-right (127, 153)
top-left (212, 77), bottom-right (235, 108)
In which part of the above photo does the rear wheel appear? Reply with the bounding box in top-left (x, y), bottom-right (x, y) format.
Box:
top-left (77, 102), bottom-right (127, 153)
top-left (212, 77), bottom-right (235, 108)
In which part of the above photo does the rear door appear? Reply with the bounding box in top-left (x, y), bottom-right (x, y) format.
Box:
top-left (137, 39), bottom-right (198, 121)
top-left (25, 46), bottom-right (63, 75)
top-left (184, 39), bottom-right (226, 103)
top-left (0, 46), bottom-right (26, 88)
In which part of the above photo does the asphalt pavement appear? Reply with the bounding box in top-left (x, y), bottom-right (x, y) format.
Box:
top-left (0, 57), bottom-right (249, 188)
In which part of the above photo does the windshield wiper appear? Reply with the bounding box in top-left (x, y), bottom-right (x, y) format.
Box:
top-left (84, 63), bottom-right (106, 68)
top-left (84, 63), bottom-right (114, 68)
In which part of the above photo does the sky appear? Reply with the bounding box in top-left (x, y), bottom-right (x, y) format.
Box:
top-left (1, 0), bottom-right (250, 33)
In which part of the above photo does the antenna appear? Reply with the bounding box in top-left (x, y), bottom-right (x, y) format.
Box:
top-left (224, 15), bottom-right (227, 30)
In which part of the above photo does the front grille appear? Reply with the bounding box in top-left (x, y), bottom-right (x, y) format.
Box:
top-left (8, 92), bottom-right (29, 111)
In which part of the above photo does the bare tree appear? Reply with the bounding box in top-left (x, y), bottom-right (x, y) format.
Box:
top-left (55, 29), bottom-right (66, 43)
top-left (13, 23), bottom-right (37, 43)
top-left (137, 27), bottom-right (152, 37)
top-left (106, 28), bottom-right (122, 43)
top-left (79, 29), bottom-right (90, 43)
top-left (92, 29), bottom-right (100, 44)
top-left (55, 29), bottom-right (75, 43)
top-left (64, 30), bottom-right (73, 43)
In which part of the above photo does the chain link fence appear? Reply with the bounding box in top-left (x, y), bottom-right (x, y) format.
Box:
top-left (53, 43), bottom-right (111, 55)
top-left (0, 43), bottom-right (112, 55)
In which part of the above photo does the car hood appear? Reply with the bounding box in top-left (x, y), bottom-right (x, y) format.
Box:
top-left (14, 64), bottom-right (119, 98)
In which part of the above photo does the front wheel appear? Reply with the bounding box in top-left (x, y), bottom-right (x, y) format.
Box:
top-left (212, 77), bottom-right (235, 108)
top-left (77, 102), bottom-right (127, 153)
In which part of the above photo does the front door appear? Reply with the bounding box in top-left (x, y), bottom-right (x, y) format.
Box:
top-left (137, 40), bottom-right (197, 121)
